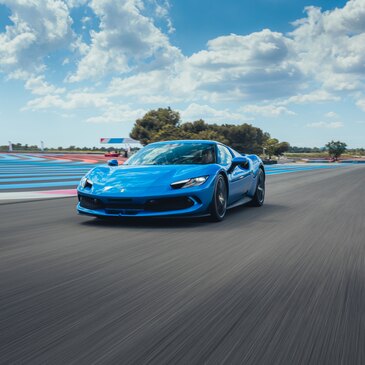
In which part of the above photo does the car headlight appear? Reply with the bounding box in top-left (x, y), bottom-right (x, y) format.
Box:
top-left (80, 177), bottom-right (93, 189)
top-left (171, 176), bottom-right (208, 189)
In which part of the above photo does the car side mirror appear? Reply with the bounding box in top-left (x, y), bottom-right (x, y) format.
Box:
top-left (227, 156), bottom-right (249, 174)
top-left (108, 159), bottom-right (118, 167)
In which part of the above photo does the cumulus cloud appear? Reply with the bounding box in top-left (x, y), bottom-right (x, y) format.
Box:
top-left (325, 111), bottom-right (339, 118)
top-left (107, 61), bottom-right (201, 104)
top-left (180, 103), bottom-right (250, 123)
top-left (241, 104), bottom-right (295, 117)
top-left (0, 0), bottom-right (74, 77)
top-left (108, 70), bottom-right (182, 102)
top-left (86, 104), bottom-right (146, 123)
top-left (186, 30), bottom-right (303, 100)
top-left (106, 29), bottom-right (304, 104)
top-left (306, 121), bottom-right (344, 129)
top-left (356, 98), bottom-right (365, 112)
top-left (25, 91), bottom-right (111, 110)
top-left (150, 0), bottom-right (175, 34)
top-left (291, 1), bottom-right (365, 92)
top-left (68, 0), bottom-right (182, 82)
top-left (281, 90), bottom-right (340, 105)
top-left (65, 0), bottom-right (89, 7)
top-left (25, 75), bottom-right (66, 95)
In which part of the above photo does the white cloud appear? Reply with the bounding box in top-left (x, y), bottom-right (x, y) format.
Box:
top-left (0, 0), bottom-right (74, 76)
top-left (65, 0), bottom-right (89, 7)
top-left (186, 29), bottom-right (303, 100)
top-left (25, 91), bottom-right (111, 110)
top-left (306, 121), bottom-right (344, 129)
top-left (81, 16), bottom-right (92, 24)
top-left (325, 111), bottom-right (339, 118)
top-left (150, 0), bottom-right (175, 34)
top-left (180, 103), bottom-right (249, 123)
top-left (291, 2), bottom-right (365, 92)
top-left (107, 66), bottom-right (194, 103)
top-left (241, 104), bottom-right (295, 117)
top-left (86, 104), bottom-right (146, 123)
top-left (281, 90), bottom-right (340, 105)
top-left (106, 28), bottom-right (304, 104)
top-left (25, 75), bottom-right (65, 95)
top-left (356, 98), bottom-right (365, 112)
top-left (68, 0), bottom-right (182, 82)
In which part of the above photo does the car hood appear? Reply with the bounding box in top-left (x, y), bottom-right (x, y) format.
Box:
top-left (80, 164), bottom-right (215, 196)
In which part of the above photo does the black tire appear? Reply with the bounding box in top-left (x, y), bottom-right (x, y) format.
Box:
top-left (250, 168), bottom-right (265, 207)
top-left (210, 174), bottom-right (228, 222)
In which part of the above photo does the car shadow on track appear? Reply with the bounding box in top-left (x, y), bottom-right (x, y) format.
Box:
top-left (79, 203), bottom-right (287, 230)
top-left (80, 215), bottom-right (208, 229)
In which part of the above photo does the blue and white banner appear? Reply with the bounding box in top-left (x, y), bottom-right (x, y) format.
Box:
top-left (100, 138), bottom-right (139, 144)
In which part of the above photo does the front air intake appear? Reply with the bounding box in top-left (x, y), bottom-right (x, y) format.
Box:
top-left (144, 197), bottom-right (194, 212)
top-left (79, 195), bottom-right (103, 210)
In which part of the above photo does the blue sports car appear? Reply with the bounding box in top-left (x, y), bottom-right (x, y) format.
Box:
top-left (77, 140), bottom-right (265, 221)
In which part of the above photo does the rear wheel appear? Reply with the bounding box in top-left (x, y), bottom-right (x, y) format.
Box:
top-left (210, 175), bottom-right (228, 222)
top-left (250, 168), bottom-right (265, 207)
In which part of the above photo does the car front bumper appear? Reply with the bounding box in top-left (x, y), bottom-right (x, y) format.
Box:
top-left (76, 184), bottom-right (214, 218)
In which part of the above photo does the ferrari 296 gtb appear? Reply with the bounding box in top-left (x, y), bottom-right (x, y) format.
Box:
top-left (77, 140), bottom-right (265, 221)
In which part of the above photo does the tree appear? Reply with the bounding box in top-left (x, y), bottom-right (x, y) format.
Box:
top-left (181, 119), bottom-right (208, 134)
top-left (195, 129), bottom-right (229, 144)
top-left (263, 139), bottom-right (290, 159)
top-left (275, 142), bottom-right (290, 157)
top-left (130, 107), bottom-right (181, 145)
top-left (326, 140), bottom-right (347, 160)
top-left (223, 124), bottom-right (269, 154)
top-left (150, 124), bottom-right (190, 142)
top-left (263, 138), bottom-right (278, 159)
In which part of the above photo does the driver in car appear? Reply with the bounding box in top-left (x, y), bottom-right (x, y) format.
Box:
top-left (202, 148), bottom-right (215, 164)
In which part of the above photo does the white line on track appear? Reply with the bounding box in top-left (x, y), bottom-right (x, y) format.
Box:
top-left (0, 189), bottom-right (77, 201)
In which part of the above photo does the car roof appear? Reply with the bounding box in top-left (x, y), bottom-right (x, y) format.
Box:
top-left (145, 140), bottom-right (241, 156)
top-left (148, 140), bottom-right (218, 145)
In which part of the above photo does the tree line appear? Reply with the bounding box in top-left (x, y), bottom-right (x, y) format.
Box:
top-left (130, 107), bottom-right (290, 156)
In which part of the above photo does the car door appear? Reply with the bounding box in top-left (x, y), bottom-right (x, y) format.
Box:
top-left (217, 145), bottom-right (252, 203)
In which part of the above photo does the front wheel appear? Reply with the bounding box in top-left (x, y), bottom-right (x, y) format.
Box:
top-left (250, 168), bottom-right (265, 207)
top-left (210, 175), bottom-right (228, 222)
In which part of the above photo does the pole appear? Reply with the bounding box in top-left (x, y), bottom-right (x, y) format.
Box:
top-left (8, 141), bottom-right (12, 152)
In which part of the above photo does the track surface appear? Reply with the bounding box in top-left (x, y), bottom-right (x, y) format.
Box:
top-left (1, 166), bottom-right (365, 364)
top-left (0, 153), bottom-right (110, 192)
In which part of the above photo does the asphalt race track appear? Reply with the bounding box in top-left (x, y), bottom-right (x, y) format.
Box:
top-left (1, 165), bottom-right (365, 364)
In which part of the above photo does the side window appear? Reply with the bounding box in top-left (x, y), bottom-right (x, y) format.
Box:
top-left (217, 145), bottom-right (232, 166)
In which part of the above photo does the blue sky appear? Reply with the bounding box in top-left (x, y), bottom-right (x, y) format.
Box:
top-left (1, 0), bottom-right (365, 148)
top-left (170, 0), bottom-right (348, 54)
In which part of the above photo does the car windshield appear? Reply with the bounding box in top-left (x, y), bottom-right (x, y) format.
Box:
top-left (126, 143), bottom-right (216, 165)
